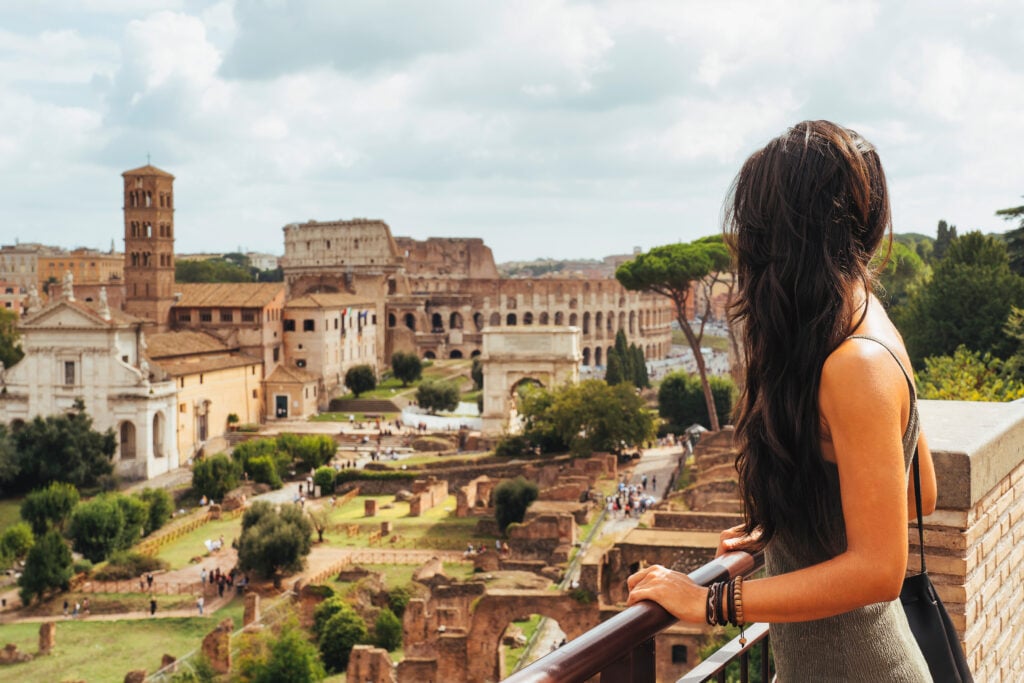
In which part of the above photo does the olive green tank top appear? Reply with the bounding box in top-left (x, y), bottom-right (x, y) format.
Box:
top-left (764, 335), bottom-right (932, 682)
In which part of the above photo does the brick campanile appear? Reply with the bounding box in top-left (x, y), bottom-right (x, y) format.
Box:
top-left (122, 164), bottom-right (176, 330)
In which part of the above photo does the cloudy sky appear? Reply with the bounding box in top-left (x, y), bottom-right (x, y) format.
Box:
top-left (1, 1), bottom-right (1022, 262)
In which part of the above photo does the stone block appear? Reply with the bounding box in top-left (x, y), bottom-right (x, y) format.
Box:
top-left (38, 622), bottom-right (55, 654)
top-left (381, 520), bottom-right (393, 535)
top-left (365, 499), bottom-right (378, 517)
top-left (160, 654), bottom-right (177, 672)
top-left (202, 618), bottom-right (233, 674)
top-left (123, 671), bottom-right (146, 683)
top-left (243, 593), bottom-right (260, 627)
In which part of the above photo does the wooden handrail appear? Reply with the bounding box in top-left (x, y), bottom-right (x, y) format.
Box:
top-left (505, 551), bottom-right (761, 683)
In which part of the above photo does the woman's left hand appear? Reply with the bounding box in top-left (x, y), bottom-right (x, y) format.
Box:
top-left (626, 564), bottom-right (707, 623)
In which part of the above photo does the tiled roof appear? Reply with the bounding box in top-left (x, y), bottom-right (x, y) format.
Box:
top-left (152, 353), bottom-right (262, 377)
top-left (21, 297), bottom-right (145, 328)
top-left (173, 283), bottom-right (286, 308)
top-left (285, 293), bottom-right (375, 309)
top-left (122, 164), bottom-right (175, 178)
top-left (146, 330), bottom-right (232, 359)
top-left (266, 365), bottom-right (319, 384)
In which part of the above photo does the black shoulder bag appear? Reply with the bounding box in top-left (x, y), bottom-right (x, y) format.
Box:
top-left (900, 450), bottom-right (973, 683)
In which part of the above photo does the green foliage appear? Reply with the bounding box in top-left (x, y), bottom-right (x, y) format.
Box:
top-left (416, 381), bottom-right (460, 414)
top-left (93, 551), bottom-right (169, 581)
top-left (897, 231), bottom-right (1024, 366)
top-left (237, 501), bottom-right (314, 583)
top-left (391, 351), bottom-right (423, 387)
top-left (291, 435), bottom-right (336, 471)
top-left (494, 477), bottom-right (539, 533)
top-left (236, 618), bottom-right (327, 683)
top-left (18, 530), bottom-right (72, 604)
top-left (345, 364), bottom-right (377, 397)
top-left (137, 487), bottom-right (173, 536)
top-left (2, 405), bottom-right (115, 492)
top-left (494, 434), bottom-right (533, 457)
top-left (175, 259), bottom-right (254, 283)
top-left (658, 372), bottom-right (737, 431)
top-left (169, 655), bottom-right (218, 683)
top-left (631, 345), bottom-right (649, 388)
top-left (68, 494), bottom-right (125, 563)
top-left (247, 455), bottom-right (284, 489)
top-left (319, 606), bottom-right (368, 673)
top-left (387, 585), bottom-right (411, 618)
top-left (334, 469), bottom-right (416, 483)
top-left (313, 466), bottom-right (335, 493)
top-left (933, 219), bottom-right (957, 262)
top-left (115, 494), bottom-right (148, 550)
top-left (0, 308), bottom-right (24, 369)
top-left (471, 357), bottom-right (483, 389)
top-left (916, 346), bottom-right (1024, 402)
top-left (313, 595), bottom-right (349, 640)
top-left (192, 453), bottom-right (242, 501)
top-left (520, 380), bottom-right (656, 456)
top-left (0, 522), bottom-right (33, 565)
top-left (997, 199), bottom-right (1024, 275)
top-left (375, 608), bottom-right (403, 651)
top-left (604, 351), bottom-right (624, 385)
top-left (873, 240), bottom-right (929, 311)
top-left (21, 481), bottom-right (80, 535)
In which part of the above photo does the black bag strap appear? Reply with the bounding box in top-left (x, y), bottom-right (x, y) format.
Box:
top-left (911, 446), bottom-right (926, 574)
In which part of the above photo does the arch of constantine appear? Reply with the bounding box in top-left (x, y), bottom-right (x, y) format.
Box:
top-left (480, 327), bottom-right (582, 434)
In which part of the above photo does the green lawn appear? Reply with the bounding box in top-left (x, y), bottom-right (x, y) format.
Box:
top-left (323, 494), bottom-right (491, 549)
top-left (330, 359), bottom-right (473, 402)
top-left (153, 516), bottom-right (243, 570)
top-left (2, 597), bottom-right (245, 682)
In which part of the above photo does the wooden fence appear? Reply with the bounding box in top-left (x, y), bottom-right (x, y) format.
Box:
top-left (135, 507), bottom-right (245, 557)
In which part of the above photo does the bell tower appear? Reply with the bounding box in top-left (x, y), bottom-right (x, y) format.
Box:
top-left (123, 164), bottom-right (176, 330)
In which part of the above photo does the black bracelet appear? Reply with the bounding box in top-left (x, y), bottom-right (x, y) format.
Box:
top-left (715, 581), bottom-right (727, 626)
top-left (726, 578), bottom-right (736, 626)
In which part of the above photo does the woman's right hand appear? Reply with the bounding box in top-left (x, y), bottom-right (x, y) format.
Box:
top-left (716, 524), bottom-right (761, 557)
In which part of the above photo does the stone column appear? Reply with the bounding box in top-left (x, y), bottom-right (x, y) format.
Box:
top-left (243, 593), bottom-right (261, 628)
top-left (201, 618), bottom-right (233, 674)
top-left (38, 622), bottom-right (55, 654)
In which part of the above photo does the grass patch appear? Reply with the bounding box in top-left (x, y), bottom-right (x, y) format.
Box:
top-left (152, 516), bottom-right (243, 570)
top-left (322, 494), bottom-right (491, 550)
top-left (504, 614), bottom-right (543, 677)
top-left (310, 411), bottom-right (399, 423)
top-left (3, 597), bottom-right (245, 682)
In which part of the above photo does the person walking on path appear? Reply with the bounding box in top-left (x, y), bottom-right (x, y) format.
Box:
top-left (149, 595), bottom-right (157, 617)
top-left (196, 595), bottom-right (204, 616)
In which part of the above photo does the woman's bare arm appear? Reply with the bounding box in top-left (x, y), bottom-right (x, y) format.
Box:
top-left (628, 340), bottom-right (915, 623)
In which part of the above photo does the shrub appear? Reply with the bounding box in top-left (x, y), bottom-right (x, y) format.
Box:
top-left (18, 530), bottom-right (72, 604)
top-left (69, 494), bottom-right (125, 563)
top-left (73, 558), bottom-right (94, 575)
top-left (657, 372), bottom-right (737, 431)
top-left (247, 455), bottom-right (283, 489)
top-left (21, 482), bottom-right (80, 535)
top-left (93, 551), bottom-right (170, 581)
top-left (237, 501), bottom-right (313, 586)
top-left (115, 494), bottom-right (148, 550)
top-left (192, 453), bottom-right (241, 502)
top-left (137, 488), bottom-right (173, 536)
top-left (0, 522), bottom-right (34, 564)
top-left (494, 477), bottom-right (539, 534)
top-left (293, 435), bottom-right (336, 471)
top-left (387, 585), bottom-right (411, 618)
top-left (344, 364), bottom-right (377, 398)
top-left (375, 608), bottom-right (403, 651)
top-left (494, 435), bottom-right (532, 457)
top-left (237, 618), bottom-right (326, 683)
top-left (313, 595), bottom-right (349, 640)
top-left (415, 381), bottom-right (459, 414)
top-left (319, 607), bottom-right (368, 672)
top-left (313, 466), bottom-right (336, 494)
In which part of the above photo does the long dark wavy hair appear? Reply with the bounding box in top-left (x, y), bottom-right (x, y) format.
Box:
top-left (725, 120), bottom-right (892, 561)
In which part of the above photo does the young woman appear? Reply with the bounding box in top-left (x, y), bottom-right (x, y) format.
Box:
top-left (626, 120), bottom-right (938, 681)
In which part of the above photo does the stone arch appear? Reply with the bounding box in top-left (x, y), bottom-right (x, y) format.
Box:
top-left (466, 591), bottom-right (601, 682)
top-left (404, 313), bottom-right (417, 331)
top-left (607, 310), bottom-right (615, 332)
top-left (582, 347), bottom-right (591, 366)
top-left (489, 312), bottom-right (501, 327)
top-left (431, 312), bottom-right (444, 331)
top-left (388, 312), bottom-right (396, 328)
top-left (618, 311), bottom-right (626, 331)
top-left (120, 421), bottom-right (137, 460)
top-left (473, 312), bottom-right (484, 331)
top-left (153, 412), bottom-right (165, 458)
top-left (506, 313), bottom-right (517, 326)
top-left (582, 311), bottom-right (590, 334)
top-left (569, 313), bottom-right (578, 327)
top-left (523, 311), bottom-right (534, 325)
top-left (629, 310), bottom-right (636, 334)
top-left (539, 311), bottom-right (549, 325)
top-left (554, 311), bottom-right (564, 325)
top-left (470, 349), bottom-right (481, 357)
top-left (424, 350), bottom-right (436, 360)
top-left (449, 349), bottom-right (464, 359)
top-left (595, 346), bottom-right (603, 366)
top-left (450, 312), bottom-right (464, 329)
top-left (595, 311), bottom-right (603, 334)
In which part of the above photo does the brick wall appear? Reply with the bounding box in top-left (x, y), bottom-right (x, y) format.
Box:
top-left (919, 400), bottom-right (1024, 682)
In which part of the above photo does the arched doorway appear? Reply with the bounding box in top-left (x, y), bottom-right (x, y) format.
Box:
top-left (120, 422), bottom-right (136, 460)
top-left (431, 313), bottom-right (444, 331)
top-left (554, 312), bottom-right (564, 325)
top-left (523, 312), bottom-right (533, 325)
top-left (424, 351), bottom-right (436, 360)
top-left (450, 312), bottom-right (464, 329)
top-left (506, 313), bottom-right (517, 326)
top-left (582, 347), bottom-right (590, 366)
top-left (405, 313), bottom-right (417, 331)
top-left (595, 346), bottom-right (603, 366)
top-left (449, 349), bottom-right (464, 359)
top-left (539, 312), bottom-right (549, 325)
top-left (489, 312), bottom-right (501, 327)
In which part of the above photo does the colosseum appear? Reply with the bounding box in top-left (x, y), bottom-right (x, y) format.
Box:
top-left (280, 219), bottom-right (674, 367)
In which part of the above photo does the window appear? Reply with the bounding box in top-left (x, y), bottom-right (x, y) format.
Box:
top-left (671, 645), bottom-right (688, 664)
top-left (334, 318), bottom-right (338, 330)
top-left (242, 310), bottom-right (255, 323)
top-left (296, 359), bottom-right (306, 368)
top-left (303, 319), bottom-right (315, 332)
top-left (252, 389), bottom-right (258, 399)
top-left (273, 346), bottom-right (280, 362)
top-left (64, 361), bottom-right (75, 385)
top-left (284, 319), bottom-right (296, 332)
top-left (177, 311), bottom-right (191, 322)
top-left (179, 403), bottom-right (187, 413)
top-left (220, 311), bottom-right (233, 323)
top-left (199, 311), bottom-right (212, 323)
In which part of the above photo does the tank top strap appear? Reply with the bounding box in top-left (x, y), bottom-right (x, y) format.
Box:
top-left (842, 334), bottom-right (916, 403)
